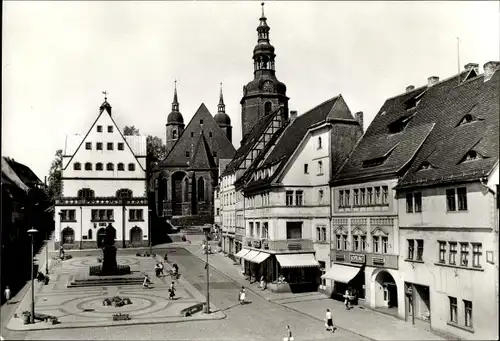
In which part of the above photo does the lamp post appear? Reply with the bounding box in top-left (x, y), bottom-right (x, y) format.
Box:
top-left (202, 225), bottom-right (211, 313)
top-left (148, 209), bottom-right (153, 255)
top-left (27, 228), bottom-right (38, 323)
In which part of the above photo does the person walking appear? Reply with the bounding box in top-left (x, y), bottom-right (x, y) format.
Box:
top-left (283, 325), bottom-right (294, 341)
top-left (238, 286), bottom-right (246, 305)
top-left (260, 275), bottom-right (266, 290)
top-left (344, 289), bottom-right (350, 310)
top-left (142, 274), bottom-right (151, 288)
top-left (325, 308), bottom-right (335, 332)
top-left (169, 281), bottom-right (176, 300)
top-left (4, 286), bottom-right (11, 305)
top-left (159, 262), bottom-right (164, 277)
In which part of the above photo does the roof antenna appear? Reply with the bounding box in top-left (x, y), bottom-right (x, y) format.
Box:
top-left (456, 37), bottom-right (461, 85)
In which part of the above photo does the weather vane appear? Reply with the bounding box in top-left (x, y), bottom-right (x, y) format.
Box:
top-left (102, 90), bottom-right (108, 101)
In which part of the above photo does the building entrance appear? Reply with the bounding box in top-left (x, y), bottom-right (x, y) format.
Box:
top-left (373, 269), bottom-right (398, 315)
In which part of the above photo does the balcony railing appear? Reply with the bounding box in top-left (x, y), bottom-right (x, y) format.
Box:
top-left (55, 197), bottom-right (148, 206)
top-left (244, 237), bottom-right (314, 252)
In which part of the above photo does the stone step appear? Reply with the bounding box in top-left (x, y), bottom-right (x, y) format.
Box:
top-left (67, 280), bottom-right (143, 288)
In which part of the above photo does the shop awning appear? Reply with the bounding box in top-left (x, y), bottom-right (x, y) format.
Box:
top-left (321, 263), bottom-right (362, 283)
top-left (234, 249), bottom-right (250, 259)
top-left (242, 250), bottom-right (260, 261)
top-left (250, 252), bottom-right (271, 264)
top-left (276, 254), bottom-right (320, 268)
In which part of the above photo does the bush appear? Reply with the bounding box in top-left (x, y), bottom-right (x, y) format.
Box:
top-left (112, 313), bottom-right (130, 321)
top-left (89, 265), bottom-right (102, 276)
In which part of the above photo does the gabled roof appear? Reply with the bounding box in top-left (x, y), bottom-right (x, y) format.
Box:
top-left (397, 70), bottom-right (499, 189)
top-left (3, 157), bottom-right (42, 187)
top-left (158, 103), bottom-right (235, 169)
top-left (1, 157), bottom-right (29, 192)
top-left (190, 132), bottom-right (217, 169)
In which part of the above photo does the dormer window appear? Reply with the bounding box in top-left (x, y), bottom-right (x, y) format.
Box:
top-left (417, 161), bottom-right (434, 171)
top-left (459, 150), bottom-right (485, 164)
top-left (362, 144), bottom-right (398, 168)
top-left (388, 113), bottom-right (416, 134)
top-left (404, 90), bottom-right (425, 111)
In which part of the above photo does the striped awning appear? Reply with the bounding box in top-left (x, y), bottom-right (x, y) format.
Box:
top-left (276, 253), bottom-right (320, 268)
top-left (242, 250), bottom-right (260, 262)
top-left (234, 249), bottom-right (250, 259)
top-left (250, 252), bottom-right (271, 264)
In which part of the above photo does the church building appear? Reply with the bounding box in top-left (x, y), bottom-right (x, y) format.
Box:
top-left (54, 96), bottom-right (149, 249)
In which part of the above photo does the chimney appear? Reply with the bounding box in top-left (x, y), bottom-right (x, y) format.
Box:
top-left (484, 61), bottom-right (500, 82)
top-left (406, 85), bottom-right (415, 93)
top-left (355, 111), bottom-right (364, 131)
top-left (290, 110), bottom-right (298, 122)
top-left (464, 63), bottom-right (479, 73)
top-left (427, 76), bottom-right (439, 87)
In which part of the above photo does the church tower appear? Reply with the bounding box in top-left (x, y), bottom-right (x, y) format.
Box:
top-left (166, 82), bottom-right (185, 154)
top-left (214, 83), bottom-right (232, 143)
top-left (240, 3), bottom-right (289, 138)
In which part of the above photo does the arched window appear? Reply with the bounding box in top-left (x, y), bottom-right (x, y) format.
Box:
top-left (106, 163), bottom-right (114, 171)
top-left (96, 163), bottom-right (103, 171)
top-left (128, 163), bottom-right (135, 171)
top-left (88, 229), bottom-right (93, 240)
top-left (78, 188), bottom-right (95, 198)
top-left (173, 130), bottom-right (177, 139)
top-left (61, 227), bottom-right (75, 245)
top-left (74, 162), bottom-right (81, 170)
top-left (264, 102), bottom-right (272, 115)
top-left (197, 177), bottom-right (205, 201)
top-left (163, 178), bottom-right (168, 200)
top-left (116, 189), bottom-right (133, 199)
top-left (85, 162), bottom-right (92, 171)
top-left (118, 163), bottom-right (125, 171)
top-left (318, 137), bottom-right (322, 149)
top-left (184, 178), bottom-right (189, 202)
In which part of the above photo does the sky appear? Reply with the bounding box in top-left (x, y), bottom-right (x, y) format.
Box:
top-left (2, 1), bottom-right (499, 180)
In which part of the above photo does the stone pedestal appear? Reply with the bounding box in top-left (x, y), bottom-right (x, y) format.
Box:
top-left (101, 245), bottom-right (118, 275)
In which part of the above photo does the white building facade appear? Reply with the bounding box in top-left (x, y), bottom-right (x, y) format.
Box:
top-left (55, 98), bottom-right (149, 250)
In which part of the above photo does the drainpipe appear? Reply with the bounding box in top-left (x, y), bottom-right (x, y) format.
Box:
top-left (80, 206), bottom-right (83, 249)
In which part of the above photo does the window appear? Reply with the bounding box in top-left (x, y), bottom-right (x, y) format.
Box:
top-left (336, 234), bottom-right (341, 249)
top-left (353, 235), bottom-right (360, 251)
top-left (128, 163), bottom-right (135, 171)
top-left (382, 186), bottom-right (388, 205)
top-left (107, 125), bottom-right (113, 133)
top-left (464, 300), bottom-right (473, 327)
top-left (343, 234), bottom-right (348, 250)
top-left (117, 163), bottom-right (124, 171)
top-left (406, 193), bottom-right (413, 213)
top-left (74, 162), bottom-right (81, 170)
top-left (60, 209), bottom-right (76, 222)
top-left (118, 143), bottom-right (124, 150)
top-left (216, 208), bottom-right (220, 215)
top-left (88, 229), bottom-right (93, 240)
top-left (472, 243), bottom-right (482, 268)
top-left (200, 119), bottom-right (204, 124)
top-left (460, 242), bottom-right (469, 266)
top-left (414, 192), bottom-right (422, 212)
top-left (446, 189), bottom-right (456, 211)
top-left (416, 239), bottom-right (424, 260)
top-left (116, 189), bottom-right (132, 199)
top-left (91, 209), bottom-right (114, 221)
top-left (345, 190), bottom-right (350, 207)
top-left (295, 191), bottom-right (303, 206)
top-left (360, 188), bottom-right (366, 205)
top-left (339, 190), bottom-right (344, 207)
top-left (449, 242), bottom-right (457, 264)
top-left (374, 186), bottom-right (380, 204)
top-left (361, 235), bottom-right (366, 251)
top-left (186, 151), bottom-right (190, 157)
top-left (97, 125), bottom-right (103, 132)
top-left (438, 241), bottom-right (447, 263)
top-left (286, 222), bottom-right (302, 239)
top-left (129, 209), bottom-right (144, 221)
top-left (353, 189), bottom-right (359, 206)
top-left (213, 151), bottom-right (217, 157)
top-left (209, 131), bottom-right (213, 137)
top-left (367, 188), bottom-right (373, 205)
top-left (407, 239), bottom-right (414, 259)
top-left (449, 297), bottom-right (458, 323)
top-left (318, 190), bottom-right (324, 203)
top-left (77, 188), bottom-right (94, 198)
top-left (197, 177), bottom-right (205, 201)
top-left (373, 236), bottom-right (380, 253)
top-left (190, 132), bottom-right (194, 137)
top-left (286, 191), bottom-right (293, 206)
top-left (96, 163), bottom-right (103, 171)
top-left (107, 163), bottom-right (114, 171)
top-left (85, 162), bottom-right (92, 171)
top-left (263, 222), bottom-right (269, 239)
top-left (382, 236), bottom-right (388, 254)
top-left (457, 187), bottom-right (467, 211)
top-left (96, 142), bottom-right (103, 150)
top-left (304, 164), bottom-right (309, 174)
top-left (173, 130), bottom-right (177, 139)
top-left (85, 142), bottom-right (92, 150)
top-left (264, 102), bottom-right (272, 115)
top-left (318, 137), bottom-right (322, 149)
top-left (317, 161), bottom-right (323, 174)
top-left (107, 142), bottom-right (113, 150)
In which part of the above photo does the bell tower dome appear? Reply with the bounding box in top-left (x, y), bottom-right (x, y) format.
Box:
top-left (214, 83), bottom-right (232, 143)
top-left (166, 81), bottom-right (185, 154)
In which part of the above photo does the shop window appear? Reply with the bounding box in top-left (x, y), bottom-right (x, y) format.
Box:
top-left (464, 300), bottom-right (473, 327)
top-left (438, 241), bottom-right (447, 263)
top-left (449, 242), bottom-right (457, 264)
top-left (472, 243), bottom-right (482, 268)
top-left (460, 242), bottom-right (469, 266)
top-left (449, 296), bottom-right (458, 323)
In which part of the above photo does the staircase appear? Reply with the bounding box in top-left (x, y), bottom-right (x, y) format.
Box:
top-left (67, 276), bottom-right (144, 288)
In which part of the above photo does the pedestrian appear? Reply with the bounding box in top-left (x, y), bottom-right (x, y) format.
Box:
top-left (59, 246), bottom-right (65, 259)
top-left (344, 289), bottom-right (350, 310)
top-left (325, 308), bottom-right (335, 332)
top-left (260, 275), bottom-right (266, 290)
top-left (142, 274), bottom-right (150, 288)
top-left (164, 252), bottom-right (168, 263)
top-left (4, 286), bottom-right (11, 305)
top-left (159, 262), bottom-right (164, 277)
top-left (238, 286), bottom-right (246, 304)
top-left (283, 325), bottom-right (294, 341)
top-left (169, 281), bottom-right (176, 300)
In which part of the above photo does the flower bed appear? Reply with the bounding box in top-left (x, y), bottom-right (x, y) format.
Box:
top-left (103, 296), bottom-right (133, 307)
top-left (89, 265), bottom-right (131, 276)
top-left (112, 313), bottom-right (131, 321)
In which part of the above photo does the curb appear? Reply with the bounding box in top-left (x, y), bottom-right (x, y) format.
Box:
top-left (183, 247), bottom-right (376, 341)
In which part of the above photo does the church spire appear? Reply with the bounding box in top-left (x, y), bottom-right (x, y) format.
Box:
top-left (253, 2), bottom-right (275, 74)
top-left (172, 80), bottom-right (179, 112)
top-left (218, 82), bottom-right (225, 113)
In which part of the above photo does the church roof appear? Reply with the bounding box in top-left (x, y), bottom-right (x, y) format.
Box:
top-left (158, 103), bottom-right (236, 169)
top-left (190, 133), bottom-right (217, 169)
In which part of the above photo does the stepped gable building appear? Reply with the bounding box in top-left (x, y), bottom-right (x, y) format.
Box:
top-left (153, 86), bottom-right (235, 225)
top-left (55, 95), bottom-right (149, 250)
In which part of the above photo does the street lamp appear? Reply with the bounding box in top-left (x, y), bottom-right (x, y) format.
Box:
top-left (148, 209), bottom-right (153, 255)
top-left (202, 225), bottom-right (211, 314)
top-left (27, 228), bottom-right (38, 324)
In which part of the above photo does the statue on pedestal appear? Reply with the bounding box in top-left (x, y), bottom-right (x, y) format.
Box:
top-left (101, 225), bottom-right (118, 275)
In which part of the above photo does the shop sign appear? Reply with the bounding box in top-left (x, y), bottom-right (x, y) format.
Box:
top-left (372, 256), bottom-right (385, 265)
top-left (253, 240), bottom-right (261, 248)
top-left (335, 254), bottom-right (345, 261)
top-left (350, 254), bottom-right (366, 264)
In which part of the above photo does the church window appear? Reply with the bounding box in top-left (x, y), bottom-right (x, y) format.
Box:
top-left (173, 130), bottom-right (177, 139)
top-left (96, 163), bottom-right (103, 171)
top-left (197, 177), bottom-right (205, 201)
top-left (191, 132), bottom-right (194, 137)
top-left (118, 163), bottom-right (125, 171)
top-left (97, 125), bottom-right (103, 132)
top-left (85, 162), bottom-right (92, 171)
top-left (128, 163), bottom-right (135, 171)
top-left (107, 125), bottom-right (113, 133)
top-left (186, 151), bottom-right (190, 157)
top-left (107, 163), bottom-right (114, 171)
top-left (85, 142), bottom-right (92, 150)
top-left (116, 189), bottom-right (132, 199)
top-left (213, 151), bottom-right (217, 157)
top-left (74, 162), bottom-right (81, 170)
top-left (264, 102), bottom-right (272, 115)
top-left (107, 142), bottom-right (113, 150)
top-left (96, 143), bottom-right (103, 150)
top-left (77, 188), bottom-right (94, 198)
top-left (200, 119), bottom-right (204, 125)
top-left (184, 178), bottom-right (189, 202)
top-left (209, 132), bottom-right (212, 137)
top-left (118, 143), bottom-right (124, 150)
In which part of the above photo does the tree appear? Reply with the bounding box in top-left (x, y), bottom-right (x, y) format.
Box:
top-left (46, 149), bottom-right (63, 200)
top-left (123, 125), bottom-right (140, 136)
top-left (146, 135), bottom-right (167, 170)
